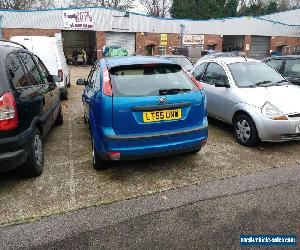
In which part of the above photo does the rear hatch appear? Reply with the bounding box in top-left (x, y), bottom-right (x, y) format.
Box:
top-left (110, 63), bottom-right (205, 134)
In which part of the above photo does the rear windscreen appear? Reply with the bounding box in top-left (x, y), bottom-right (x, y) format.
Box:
top-left (110, 64), bottom-right (196, 97)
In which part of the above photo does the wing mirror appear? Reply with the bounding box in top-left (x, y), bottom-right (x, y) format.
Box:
top-left (76, 79), bottom-right (87, 86)
top-left (215, 80), bottom-right (230, 88)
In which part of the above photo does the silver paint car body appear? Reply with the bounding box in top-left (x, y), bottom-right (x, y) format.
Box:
top-left (194, 57), bottom-right (300, 142)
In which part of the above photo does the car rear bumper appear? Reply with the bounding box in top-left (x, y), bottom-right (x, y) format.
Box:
top-left (0, 128), bottom-right (33, 173)
top-left (95, 123), bottom-right (208, 160)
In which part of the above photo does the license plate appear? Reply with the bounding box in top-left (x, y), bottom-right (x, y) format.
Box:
top-left (296, 125), bottom-right (300, 134)
top-left (143, 109), bottom-right (182, 123)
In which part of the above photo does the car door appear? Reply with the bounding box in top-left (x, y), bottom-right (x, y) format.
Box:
top-left (83, 63), bottom-right (99, 122)
top-left (19, 52), bottom-right (53, 137)
top-left (33, 55), bottom-right (60, 124)
top-left (282, 58), bottom-right (300, 86)
top-left (201, 62), bottom-right (233, 122)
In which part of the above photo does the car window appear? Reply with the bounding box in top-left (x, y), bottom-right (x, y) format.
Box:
top-left (6, 53), bottom-right (31, 88)
top-left (19, 52), bottom-right (44, 85)
top-left (110, 64), bottom-right (196, 97)
top-left (203, 63), bottom-right (228, 85)
top-left (266, 59), bottom-right (283, 71)
top-left (284, 59), bottom-right (300, 78)
top-left (193, 63), bottom-right (207, 81)
top-left (33, 55), bottom-right (53, 84)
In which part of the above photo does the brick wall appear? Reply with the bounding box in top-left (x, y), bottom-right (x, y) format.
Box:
top-left (136, 32), bottom-right (180, 55)
top-left (204, 35), bottom-right (223, 51)
top-left (96, 31), bottom-right (106, 58)
top-left (2, 28), bottom-right (60, 40)
top-left (243, 35), bottom-right (252, 57)
top-left (270, 36), bottom-right (300, 55)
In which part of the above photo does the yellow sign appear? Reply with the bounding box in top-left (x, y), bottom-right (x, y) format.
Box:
top-left (160, 34), bottom-right (168, 46)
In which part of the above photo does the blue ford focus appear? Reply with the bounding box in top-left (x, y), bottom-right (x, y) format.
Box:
top-left (77, 56), bottom-right (208, 169)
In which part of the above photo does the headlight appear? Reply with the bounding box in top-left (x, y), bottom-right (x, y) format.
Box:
top-left (261, 102), bottom-right (288, 120)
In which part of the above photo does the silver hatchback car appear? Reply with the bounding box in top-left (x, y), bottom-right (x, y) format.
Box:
top-left (193, 57), bottom-right (300, 146)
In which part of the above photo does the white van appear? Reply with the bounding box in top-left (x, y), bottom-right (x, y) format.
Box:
top-left (10, 36), bottom-right (70, 100)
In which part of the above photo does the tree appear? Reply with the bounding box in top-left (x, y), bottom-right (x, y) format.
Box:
top-left (0, 0), bottom-right (55, 9)
top-left (139, 0), bottom-right (172, 17)
top-left (69, 0), bottom-right (134, 10)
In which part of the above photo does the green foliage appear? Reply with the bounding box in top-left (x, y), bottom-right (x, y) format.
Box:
top-left (238, 1), bottom-right (279, 16)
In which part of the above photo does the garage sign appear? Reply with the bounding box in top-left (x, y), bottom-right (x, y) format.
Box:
top-left (160, 34), bottom-right (168, 46)
top-left (183, 35), bottom-right (204, 45)
top-left (63, 10), bottom-right (93, 30)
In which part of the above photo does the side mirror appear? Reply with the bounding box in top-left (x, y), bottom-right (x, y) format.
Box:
top-left (51, 75), bottom-right (62, 83)
top-left (76, 79), bottom-right (86, 86)
top-left (215, 80), bottom-right (230, 88)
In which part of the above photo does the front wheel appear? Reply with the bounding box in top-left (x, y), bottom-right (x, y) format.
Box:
top-left (233, 114), bottom-right (259, 146)
top-left (19, 129), bottom-right (44, 178)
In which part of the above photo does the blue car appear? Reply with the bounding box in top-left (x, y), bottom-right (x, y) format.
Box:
top-left (77, 56), bottom-right (208, 169)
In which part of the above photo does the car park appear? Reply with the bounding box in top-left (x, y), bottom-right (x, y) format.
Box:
top-left (193, 57), bottom-right (300, 146)
top-left (0, 40), bottom-right (63, 177)
top-left (158, 55), bottom-right (194, 74)
top-left (10, 36), bottom-right (71, 99)
top-left (77, 56), bottom-right (208, 169)
top-left (263, 55), bottom-right (300, 86)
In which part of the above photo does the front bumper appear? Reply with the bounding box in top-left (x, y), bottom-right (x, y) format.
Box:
top-left (0, 128), bottom-right (33, 173)
top-left (256, 116), bottom-right (300, 142)
top-left (94, 122), bottom-right (208, 160)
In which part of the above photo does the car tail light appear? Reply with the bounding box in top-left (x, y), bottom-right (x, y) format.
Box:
top-left (0, 92), bottom-right (19, 131)
top-left (191, 76), bottom-right (203, 91)
top-left (58, 69), bottom-right (64, 82)
top-left (107, 152), bottom-right (120, 160)
top-left (102, 67), bottom-right (112, 96)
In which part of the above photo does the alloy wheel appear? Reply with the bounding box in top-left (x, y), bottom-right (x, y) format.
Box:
top-left (236, 119), bottom-right (251, 143)
top-left (34, 134), bottom-right (43, 167)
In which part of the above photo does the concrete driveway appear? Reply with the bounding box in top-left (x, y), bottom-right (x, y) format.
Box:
top-left (1, 66), bottom-right (300, 226)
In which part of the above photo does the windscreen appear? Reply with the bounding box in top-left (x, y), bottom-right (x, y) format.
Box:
top-left (228, 61), bottom-right (286, 88)
top-left (110, 64), bottom-right (196, 97)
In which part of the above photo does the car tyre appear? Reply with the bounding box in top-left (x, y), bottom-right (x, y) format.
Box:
top-left (92, 140), bottom-right (111, 170)
top-left (61, 89), bottom-right (68, 100)
top-left (55, 107), bottom-right (64, 126)
top-left (20, 129), bottom-right (44, 178)
top-left (233, 114), bottom-right (259, 146)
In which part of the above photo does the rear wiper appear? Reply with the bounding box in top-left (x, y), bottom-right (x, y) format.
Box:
top-left (159, 88), bottom-right (191, 95)
top-left (249, 81), bottom-right (272, 88)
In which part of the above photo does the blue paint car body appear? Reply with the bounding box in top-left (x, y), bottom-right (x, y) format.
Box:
top-left (81, 56), bottom-right (208, 164)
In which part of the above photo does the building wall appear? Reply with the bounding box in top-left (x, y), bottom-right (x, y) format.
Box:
top-left (136, 32), bottom-right (180, 55)
top-left (204, 35), bottom-right (223, 51)
top-left (270, 36), bottom-right (300, 55)
top-left (96, 31), bottom-right (106, 58)
top-left (243, 35), bottom-right (252, 57)
top-left (2, 28), bottom-right (60, 40)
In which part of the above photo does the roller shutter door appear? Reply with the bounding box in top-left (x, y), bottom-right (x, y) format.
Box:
top-left (250, 36), bottom-right (270, 59)
top-left (105, 32), bottom-right (136, 55)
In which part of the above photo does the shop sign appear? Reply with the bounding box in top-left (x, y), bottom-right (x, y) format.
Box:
top-left (63, 10), bottom-right (93, 30)
top-left (183, 35), bottom-right (204, 45)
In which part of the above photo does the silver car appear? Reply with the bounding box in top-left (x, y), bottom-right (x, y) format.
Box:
top-left (193, 57), bottom-right (300, 146)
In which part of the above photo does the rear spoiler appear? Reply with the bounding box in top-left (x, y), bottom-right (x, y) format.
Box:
top-left (0, 39), bottom-right (28, 50)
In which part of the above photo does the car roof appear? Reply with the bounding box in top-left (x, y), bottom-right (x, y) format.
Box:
top-left (199, 56), bottom-right (259, 65)
top-left (104, 56), bottom-right (178, 69)
top-left (263, 55), bottom-right (300, 60)
top-left (159, 55), bottom-right (187, 58)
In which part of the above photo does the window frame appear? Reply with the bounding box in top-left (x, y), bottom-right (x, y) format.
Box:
top-left (202, 62), bottom-right (229, 86)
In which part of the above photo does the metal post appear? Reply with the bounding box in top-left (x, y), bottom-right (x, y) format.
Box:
top-left (180, 24), bottom-right (185, 48)
top-left (0, 16), bottom-right (2, 39)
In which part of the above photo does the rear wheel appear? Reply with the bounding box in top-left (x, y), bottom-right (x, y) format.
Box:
top-left (92, 139), bottom-right (111, 170)
top-left (61, 88), bottom-right (68, 100)
top-left (20, 129), bottom-right (44, 178)
top-left (233, 114), bottom-right (259, 146)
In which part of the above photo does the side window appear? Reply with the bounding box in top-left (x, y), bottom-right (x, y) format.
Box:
top-left (19, 52), bottom-right (44, 85)
top-left (284, 59), bottom-right (300, 78)
top-left (266, 59), bottom-right (283, 71)
top-left (6, 53), bottom-right (30, 88)
top-left (33, 55), bottom-right (52, 84)
top-left (203, 63), bottom-right (228, 85)
top-left (193, 63), bottom-right (207, 81)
